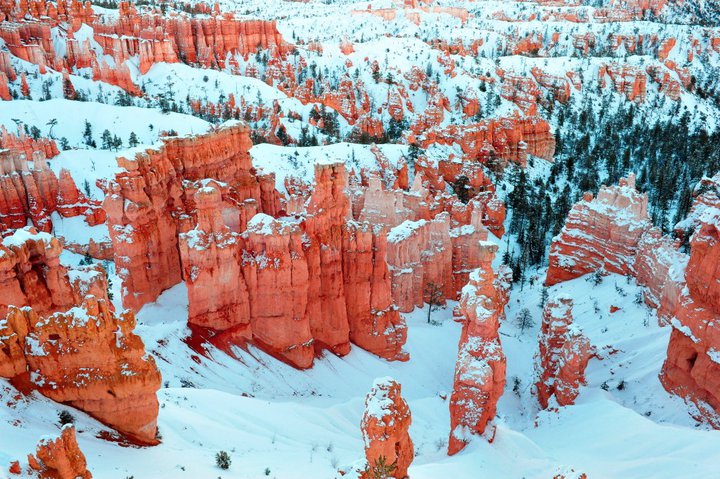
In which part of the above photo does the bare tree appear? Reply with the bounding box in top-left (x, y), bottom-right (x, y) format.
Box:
top-left (46, 118), bottom-right (57, 138)
top-left (424, 282), bottom-right (444, 324)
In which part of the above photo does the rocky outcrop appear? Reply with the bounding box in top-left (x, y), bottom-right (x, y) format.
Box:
top-left (386, 214), bottom-right (454, 313)
top-left (545, 175), bottom-right (720, 424)
top-left (633, 227), bottom-right (686, 319)
top-left (343, 222), bottom-right (408, 361)
top-left (0, 228), bottom-right (161, 444)
top-left (600, 64), bottom-right (647, 103)
top-left (179, 164), bottom-right (409, 368)
top-left (546, 174), bottom-right (651, 286)
top-left (103, 121), bottom-right (275, 312)
top-left (360, 377), bottom-right (413, 479)
top-left (178, 184), bottom-right (248, 336)
top-left (0, 227), bottom-right (106, 318)
top-left (93, 4), bottom-right (292, 68)
top-left (419, 116), bottom-right (555, 167)
top-left (0, 148), bottom-right (103, 236)
top-left (660, 208), bottom-right (720, 423)
top-left (535, 295), bottom-right (594, 409)
top-left (448, 242), bottom-right (511, 455)
top-left (0, 0), bottom-right (290, 90)
top-left (23, 425), bottom-right (92, 479)
top-left (240, 213), bottom-right (314, 368)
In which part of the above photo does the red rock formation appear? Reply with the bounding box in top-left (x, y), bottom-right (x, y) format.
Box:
top-left (179, 166), bottom-right (410, 368)
top-left (546, 174), bottom-right (651, 286)
top-left (240, 213), bottom-right (314, 368)
top-left (386, 214), bottom-right (454, 312)
top-left (535, 295), bottom-right (594, 409)
top-left (179, 184), bottom-right (248, 336)
top-left (661, 210), bottom-right (720, 423)
top-left (0, 227), bottom-right (105, 317)
top-left (633, 227), bottom-right (686, 320)
top-left (360, 377), bottom-right (413, 478)
top-left (103, 121), bottom-right (274, 312)
top-left (343, 222), bottom-right (407, 361)
top-left (545, 175), bottom-right (720, 423)
top-left (0, 228), bottom-right (161, 444)
top-left (600, 64), bottom-right (647, 103)
top-left (0, 128), bottom-right (59, 160)
top-left (303, 162), bottom-right (352, 355)
top-left (500, 72), bottom-right (541, 112)
top-left (0, 148), bottom-right (103, 236)
top-left (685, 221), bottom-right (720, 312)
top-left (3, 297), bottom-right (161, 444)
top-left (531, 67), bottom-right (572, 103)
top-left (420, 115), bottom-right (555, 167)
top-left (448, 244), bottom-right (510, 455)
top-left (0, 72), bottom-right (10, 101)
top-left (25, 425), bottom-right (92, 479)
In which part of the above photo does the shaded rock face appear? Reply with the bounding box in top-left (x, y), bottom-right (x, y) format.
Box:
top-left (0, 149), bottom-right (104, 236)
top-left (660, 209), bottom-right (720, 423)
top-left (103, 121), bottom-right (278, 312)
top-left (0, 228), bottom-right (161, 444)
top-left (343, 222), bottom-right (408, 362)
top-left (448, 243), bottom-right (511, 456)
top-left (535, 295), bottom-right (594, 409)
top-left (633, 227), bottom-right (687, 319)
top-left (546, 174), bottom-right (651, 286)
top-left (361, 378), bottom-right (413, 479)
top-left (685, 221), bottom-right (720, 314)
top-left (23, 425), bottom-right (92, 479)
top-left (386, 214), bottom-right (454, 313)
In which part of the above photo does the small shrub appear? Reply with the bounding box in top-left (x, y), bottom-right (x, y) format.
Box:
top-left (58, 410), bottom-right (75, 426)
top-left (216, 451), bottom-right (231, 470)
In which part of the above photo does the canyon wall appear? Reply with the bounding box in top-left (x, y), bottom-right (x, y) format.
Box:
top-left (546, 173), bottom-right (720, 425)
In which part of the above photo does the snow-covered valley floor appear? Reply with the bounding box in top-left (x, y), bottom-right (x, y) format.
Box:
top-left (2, 270), bottom-right (719, 478)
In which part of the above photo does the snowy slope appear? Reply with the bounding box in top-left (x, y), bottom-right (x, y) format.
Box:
top-left (2, 270), bottom-right (719, 479)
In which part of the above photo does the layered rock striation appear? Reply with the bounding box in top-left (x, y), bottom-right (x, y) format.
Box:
top-left (546, 174), bottom-right (651, 286)
top-left (535, 295), bottom-right (594, 409)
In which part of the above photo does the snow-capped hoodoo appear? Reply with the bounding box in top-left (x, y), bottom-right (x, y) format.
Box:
top-left (360, 377), bottom-right (413, 479)
top-left (448, 241), bottom-right (511, 455)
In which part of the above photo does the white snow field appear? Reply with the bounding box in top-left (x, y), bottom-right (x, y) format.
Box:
top-left (1, 270), bottom-right (718, 479)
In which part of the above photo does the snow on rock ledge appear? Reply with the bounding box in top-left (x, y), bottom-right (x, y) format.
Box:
top-left (360, 377), bottom-right (413, 479)
top-left (535, 295), bottom-right (594, 409)
top-left (546, 174), bottom-right (651, 286)
top-left (13, 425), bottom-right (93, 479)
top-left (448, 243), bottom-right (511, 455)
